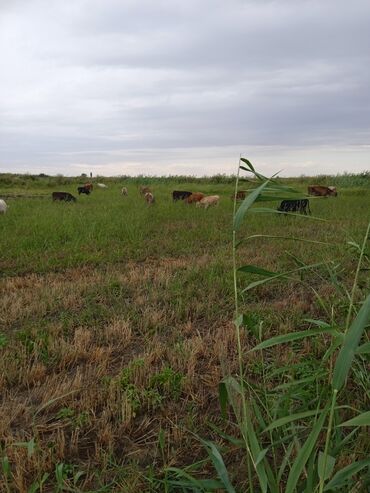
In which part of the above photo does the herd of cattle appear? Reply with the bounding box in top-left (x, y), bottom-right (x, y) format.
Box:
top-left (0, 184), bottom-right (338, 215)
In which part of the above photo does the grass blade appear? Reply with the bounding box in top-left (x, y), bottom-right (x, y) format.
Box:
top-left (332, 293), bottom-right (370, 391)
top-left (250, 327), bottom-right (338, 352)
top-left (264, 410), bottom-right (324, 432)
top-left (285, 405), bottom-right (329, 493)
top-left (199, 439), bottom-right (236, 493)
top-left (338, 411), bottom-right (370, 427)
top-left (323, 459), bottom-right (370, 491)
top-left (234, 180), bottom-right (270, 230)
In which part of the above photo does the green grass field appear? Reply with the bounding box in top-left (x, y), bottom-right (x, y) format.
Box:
top-left (0, 172), bottom-right (369, 492)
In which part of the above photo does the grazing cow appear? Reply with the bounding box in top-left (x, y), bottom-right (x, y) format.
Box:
top-left (78, 186), bottom-right (91, 195)
top-left (308, 185), bottom-right (337, 197)
top-left (140, 185), bottom-right (151, 195)
top-left (0, 199), bottom-right (8, 214)
top-left (121, 187), bottom-right (128, 196)
top-left (196, 195), bottom-right (220, 209)
top-left (172, 190), bottom-right (192, 201)
top-left (52, 192), bottom-right (77, 202)
top-left (232, 190), bottom-right (247, 201)
top-left (97, 183), bottom-right (108, 189)
top-left (185, 192), bottom-right (205, 204)
top-left (84, 183), bottom-right (94, 191)
top-left (277, 199), bottom-right (311, 215)
top-left (145, 192), bottom-right (155, 205)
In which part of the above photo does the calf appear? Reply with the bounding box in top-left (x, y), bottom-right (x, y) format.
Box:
top-left (52, 192), bottom-right (77, 202)
top-left (308, 185), bottom-right (337, 197)
top-left (121, 187), bottom-right (128, 196)
top-left (277, 199), bottom-right (311, 215)
top-left (0, 199), bottom-right (8, 214)
top-left (172, 190), bottom-right (192, 201)
top-left (196, 195), bottom-right (220, 209)
top-left (97, 183), bottom-right (108, 189)
top-left (185, 192), bottom-right (205, 204)
top-left (232, 190), bottom-right (247, 201)
top-left (145, 192), bottom-right (155, 205)
top-left (78, 186), bottom-right (91, 195)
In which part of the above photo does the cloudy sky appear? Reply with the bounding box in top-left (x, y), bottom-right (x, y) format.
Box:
top-left (1, 0), bottom-right (369, 176)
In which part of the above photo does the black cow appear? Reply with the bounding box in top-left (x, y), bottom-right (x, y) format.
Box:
top-left (78, 186), bottom-right (91, 195)
top-left (277, 199), bottom-right (311, 215)
top-left (52, 192), bottom-right (76, 202)
top-left (172, 190), bottom-right (193, 201)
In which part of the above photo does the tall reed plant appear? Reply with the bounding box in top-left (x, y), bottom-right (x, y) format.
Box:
top-left (161, 158), bottom-right (370, 492)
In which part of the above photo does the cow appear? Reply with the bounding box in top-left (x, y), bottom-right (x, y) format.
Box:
top-left (121, 187), bottom-right (128, 196)
top-left (196, 195), bottom-right (220, 209)
top-left (308, 185), bottom-right (337, 197)
top-left (232, 190), bottom-right (247, 201)
top-left (185, 192), bottom-right (205, 204)
top-left (277, 199), bottom-right (311, 215)
top-left (97, 183), bottom-right (108, 189)
top-left (140, 185), bottom-right (151, 195)
top-left (145, 192), bottom-right (155, 205)
top-left (0, 199), bottom-right (8, 214)
top-left (172, 190), bottom-right (193, 201)
top-left (78, 186), bottom-right (91, 195)
top-left (52, 192), bottom-right (77, 202)
top-left (84, 183), bottom-right (94, 191)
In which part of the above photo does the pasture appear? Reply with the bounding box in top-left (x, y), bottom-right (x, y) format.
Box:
top-left (0, 172), bottom-right (369, 492)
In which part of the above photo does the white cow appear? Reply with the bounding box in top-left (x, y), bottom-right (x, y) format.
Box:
top-left (0, 199), bottom-right (8, 214)
top-left (145, 192), bottom-right (155, 205)
top-left (97, 183), bottom-right (108, 189)
top-left (121, 187), bottom-right (128, 196)
top-left (196, 195), bottom-right (220, 209)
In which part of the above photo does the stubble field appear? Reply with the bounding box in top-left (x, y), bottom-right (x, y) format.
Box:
top-left (0, 173), bottom-right (369, 492)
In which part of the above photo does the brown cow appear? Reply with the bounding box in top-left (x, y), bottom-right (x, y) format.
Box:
top-left (231, 190), bottom-right (247, 201)
top-left (185, 192), bottom-right (205, 204)
top-left (140, 186), bottom-right (151, 195)
top-left (308, 185), bottom-right (337, 197)
top-left (84, 183), bottom-right (93, 191)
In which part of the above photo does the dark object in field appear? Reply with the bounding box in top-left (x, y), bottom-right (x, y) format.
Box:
top-left (185, 192), bottom-right (205, 204)
top-left (145, 192), bottom-right (155, 205)
top-left (232, 190), bottom-right (247, 201)
top-left (84, 183), bottom-right (94, 191)
top-left (308, 185), bottom-right (337, 197)
top-left (140, 186), bottom-right (151, 195)
top-left (52, 192), bottom-right (77, 202)
top-left (172, 190), bottom-right (192, 201)
top-left (78, 186), bottom-right (91, 195)
top-left (277, 199), bottom-right (311, 215)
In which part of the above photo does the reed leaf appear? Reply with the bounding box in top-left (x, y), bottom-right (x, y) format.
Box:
top-left (332, 293), bottom-right (370, 391)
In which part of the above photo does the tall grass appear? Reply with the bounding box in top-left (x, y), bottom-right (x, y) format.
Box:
top-left (163, 158), bottom-right (370, 492)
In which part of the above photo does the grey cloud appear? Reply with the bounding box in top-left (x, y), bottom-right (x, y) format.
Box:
top-left (0, 0), bottom-right (369, 175)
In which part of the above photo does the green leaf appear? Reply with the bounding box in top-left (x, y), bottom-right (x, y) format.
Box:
top-left (356, 341), bottom-right (370, 354)
top-left (318, 451), bottom-right (336, 481)
top-left (285, 405), bottom-right (329, 493)
top-left (323, 459), bottom-right (370, 491)
top-left (251, 327), bottom-right (338, 352)
top-left (242, 261), bottom-right (327, 292)
top-left (332, 293), bottom-right (370, 391)
top-left (338, 411), bottom-right (370, 427)
top-left (255, 448), bottom-right (269, 466)
top-left (199, 439), bottom-right (236, 493)
top-left (234, 180), bottom-right (270, 231)
top-left (264, 410), bottom-right (323, 432)
top-left (218, 381), bottom-right (229, 420)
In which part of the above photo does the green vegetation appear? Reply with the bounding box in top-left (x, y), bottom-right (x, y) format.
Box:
top-left (0, 168), bottom-right (369, 491)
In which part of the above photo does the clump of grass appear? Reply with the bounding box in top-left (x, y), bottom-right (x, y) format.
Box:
top-left (163, 158), bottom-right (370, 492)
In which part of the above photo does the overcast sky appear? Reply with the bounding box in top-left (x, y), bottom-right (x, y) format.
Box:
top-left (1, 0), bottom-right (369, 176)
